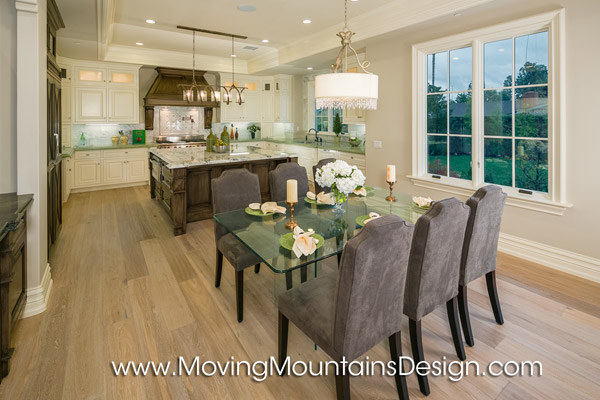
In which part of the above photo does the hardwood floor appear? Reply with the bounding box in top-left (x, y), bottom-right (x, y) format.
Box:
top-left (1, 186), bottom-right (599, 399)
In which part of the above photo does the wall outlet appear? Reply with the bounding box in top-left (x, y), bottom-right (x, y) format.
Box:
top-left (373, 140), bottom-right (382, 148)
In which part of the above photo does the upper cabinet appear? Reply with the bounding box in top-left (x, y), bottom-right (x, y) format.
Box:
top-left (343, 107), bottom-right (366, 124)
top-left (220, 74), bottom-right (262, 123)
top-left (62, 59), bottom-right (141, 124)
top-left (274, 75), bottom-right (292, 123)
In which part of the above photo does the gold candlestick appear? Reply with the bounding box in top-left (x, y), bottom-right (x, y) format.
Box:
top-left (285, 201), bottom-right (299, 229)
top-left (385, 181), bottom-right (397, 202)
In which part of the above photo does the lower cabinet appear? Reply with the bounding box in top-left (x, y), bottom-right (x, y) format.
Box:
top-left (71, 148), bottom-right (150, 192)
top-left (62, 156), bottom-right (73, 203)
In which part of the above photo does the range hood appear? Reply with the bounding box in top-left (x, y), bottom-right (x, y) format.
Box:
top-left (144, 67), bottom-right (220, 130)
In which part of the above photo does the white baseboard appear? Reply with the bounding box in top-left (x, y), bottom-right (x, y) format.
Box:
top-left (23, 263), bottom-right (53, 318)
top-left (498, 233), bottom-right (600, 283)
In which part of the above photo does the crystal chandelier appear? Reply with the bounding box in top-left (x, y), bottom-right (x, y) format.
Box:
top-left (220, 36), bottom-right (245, 105)
top-left (179, 30), bottom-right (220, 103)
top-left (315, 0), bottom-right (378, 110)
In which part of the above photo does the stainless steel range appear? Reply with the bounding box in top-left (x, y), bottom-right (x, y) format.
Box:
top-left (155, 135), bottom-right (206, 149)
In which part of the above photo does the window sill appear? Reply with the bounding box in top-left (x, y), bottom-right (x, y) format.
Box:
top-left (408, 175), bottom-right (572, 216)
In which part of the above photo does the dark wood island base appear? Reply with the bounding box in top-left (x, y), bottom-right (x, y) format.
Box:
top-left (149, 152), bottom-right (297, 236)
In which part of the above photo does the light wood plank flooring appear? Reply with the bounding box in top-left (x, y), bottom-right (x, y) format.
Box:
top-left (1, 186), bottom-right (599, 399)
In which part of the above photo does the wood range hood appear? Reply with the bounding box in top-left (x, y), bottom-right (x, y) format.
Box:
top-left (143, 67), bottom-right (220, 130)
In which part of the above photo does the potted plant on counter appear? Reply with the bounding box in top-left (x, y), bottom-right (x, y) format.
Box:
top-left (333, 112), bottom-right (342, 143)
top-left (248, 123), bottom-right (261, 140)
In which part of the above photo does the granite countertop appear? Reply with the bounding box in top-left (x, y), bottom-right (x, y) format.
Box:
top-left (150, 146), bottom-right (297, 169)
top-left (0, 193), bottom-right (34, 241)
top-left (236, 137), bottom-right (366, 155)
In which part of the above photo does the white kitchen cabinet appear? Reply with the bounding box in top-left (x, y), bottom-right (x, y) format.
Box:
top-left (72, 148), bottom-right (150, 192)
top-left (261, 122), bottom-right (274, 139)
top-left (74, 66), bottom-right (107, 85)
top-left (74, 160), bottom-right (102, 188)
top-left (103, 159), bottom-right (127, 184)
top-left (61, 85), bottom-right (72, 123)
top-left (243, 92), bottom-right (261, 121)
top-left (274, 75), bottom-right (293, 123)
top-left (278, 91), bottom-right (291, 122)
top-left (343, 107), bottom-right (366, 124)
top-left (62, 125), bottom-right (72, 148)
top-left (261, 93), bottom-right (274, 122)
top-left (127, 158), bottom-right (149, 181)
top-left (108, 89), bottom-right (138, 123)
top-left (108, 69), bottom-right (137, 86)
top-left (62, 156), bottom-right (73, 203)
top-left (220, 75), bottom-right (261, 122)
top-left (74, 87), bottom-right (106, 122)
top-left (318, 149), bottom-right (366, 172)
top-left (59, 61), bottom-right (72, 84)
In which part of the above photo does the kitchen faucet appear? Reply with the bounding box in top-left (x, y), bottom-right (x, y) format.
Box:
top-left (308, 128), bottom-right (319, 143)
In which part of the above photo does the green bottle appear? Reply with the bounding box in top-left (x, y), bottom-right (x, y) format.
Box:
top-left (80, 132), bottom-right (86, 146)
top-left (220, 126), bottom-right (230, 146)
top-left (206, 129), bottom-right (216, 152)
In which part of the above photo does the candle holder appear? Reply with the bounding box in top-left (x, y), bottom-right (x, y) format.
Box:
top-left (385, 181), bottom-right (397, 202)
top-left (285, 201), bottom-right (299, 229)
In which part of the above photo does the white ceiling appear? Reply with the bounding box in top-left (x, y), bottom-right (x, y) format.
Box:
top-left (55, 0), bottom-right (494, 73)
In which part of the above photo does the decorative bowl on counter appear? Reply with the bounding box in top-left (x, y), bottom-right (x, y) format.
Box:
top-left (349, 137), bottom-right (362, 147)
top-left (213, 145), bottom-right (229, 153)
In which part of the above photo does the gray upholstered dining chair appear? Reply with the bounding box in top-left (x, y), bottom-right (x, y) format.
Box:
top-left (269, 162), bottom-right (310, 202)
top-left (278, 215), bottom-right (414, 400)
top-left (312, 158), bottom-right (336, 194)
top-left (403, 198), bottom-right (470, 396)
top-left (458, 185), bottom-right (507, 347)
top-left (212, 169), bottom-right (262, 323)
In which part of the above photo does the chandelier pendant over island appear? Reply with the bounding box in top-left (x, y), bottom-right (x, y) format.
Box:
top-left (177, 25), bottom-right (248, 106)
top-left (315, 0), bottom-right (379, 110)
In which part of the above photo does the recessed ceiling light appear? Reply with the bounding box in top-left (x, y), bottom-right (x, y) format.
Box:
top-left (231, 54), bottom-right (237, 57)
top-left (74, 42), bottom-right (81, 45)
top-left (307, 67), bottom-right (313, 70)
top-left (145, 19), bottom-right (156, 24)
top-left (498, 48), bottom-right (505, 52)
top-left (237, 4), bottom-right (256, 12)
top-left (136, 42), bottom-right (144, 46)
top-left (302, 19), bottom-right (312, 24)
top-left (454, 13), bottom-right (461, 17)
top-left (262, 39), bottom-right (269, 43)
top-left (350, 0), bottom-right (359, 2)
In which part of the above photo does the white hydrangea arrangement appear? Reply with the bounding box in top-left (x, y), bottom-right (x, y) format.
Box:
top-left (315, 160), bottom-right (366, 205)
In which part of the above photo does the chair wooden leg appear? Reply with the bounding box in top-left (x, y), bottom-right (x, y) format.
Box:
top-left (254, 263), bottom-right (261, 274)
top-left (215, 249), bottom-right (223, 288)
top-left (278, 312), bottom-right (289, 375)
top-left (446, 296), bottom-right (466, 361)
top-left (458, 285), bottom-right (475, 347)
top-left (335, 369), bottom-right (350, 400)
top-left (300, 266), bottom-right (307, 283)
top-left (285, 271), bottom-right (293, 290)
top-left (388, 331), bottom-right (409, 400)
top-left (409, 319), bottom-right (430, 396)
top-left (337, 252), bottom-right (342, 267)
top-left (486, 271), bottom-right (504, 325)
top-left (235, 270), bottom-right (244, 323)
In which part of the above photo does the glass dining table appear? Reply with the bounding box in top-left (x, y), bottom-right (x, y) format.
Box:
top-left (213, 187), bottom-right (429, 303)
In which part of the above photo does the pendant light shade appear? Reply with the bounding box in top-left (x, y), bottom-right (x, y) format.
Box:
top-left (315, 73), bottom-right (378, 110)
top-left (314, 0), bottom-right (378, 110)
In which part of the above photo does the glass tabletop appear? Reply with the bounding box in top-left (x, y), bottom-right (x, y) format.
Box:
top-left (213, 187), bottom-right (429, 274)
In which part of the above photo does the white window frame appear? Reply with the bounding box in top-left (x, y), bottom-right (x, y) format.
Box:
top-left (410, 9), bottom-right (570, 215)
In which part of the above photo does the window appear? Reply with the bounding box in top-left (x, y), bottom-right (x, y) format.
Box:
top-left (412, 10), bottom-right (568, 214)
top-left (314, 106), bottom-right (348, 133)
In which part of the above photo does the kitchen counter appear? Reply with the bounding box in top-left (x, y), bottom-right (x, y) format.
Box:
top-left (149, 146), bottom-right (296, 169)
top-left (71, 142), bottom-right (158, 151)
top-left (236, 138), bottom-right (366, 155)
top-left (0, 193), bottom-right (33, 242)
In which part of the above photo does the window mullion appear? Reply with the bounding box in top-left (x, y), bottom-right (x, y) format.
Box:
top-left (472, 40), bottom-right (484, 187)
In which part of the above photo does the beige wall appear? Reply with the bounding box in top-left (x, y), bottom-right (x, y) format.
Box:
top-left (0, 0), bottom-right (18, 193)
top-left (364, 0), bottom-right (600, 259)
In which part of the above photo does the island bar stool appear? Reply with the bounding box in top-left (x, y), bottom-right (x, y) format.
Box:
top-left (312, 158), bottom-right (336, 194)
top-left (269, 162), bottom-right (310, 202)
top-left (212, 169), bottom-right (263, 323)
top-left (458, 185), bottom-right (507, 347)
top-left (278, 215), bottom-right (414, 400)
top-left (403, 198), bottom-right (470, 396)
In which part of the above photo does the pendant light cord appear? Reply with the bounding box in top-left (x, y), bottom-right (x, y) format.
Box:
top-left (344, 0), bottom-right (348, 30)
top-left (231, 36), bottom-right (235, 85)
top-left (192, 31), bottom-right (196, 84)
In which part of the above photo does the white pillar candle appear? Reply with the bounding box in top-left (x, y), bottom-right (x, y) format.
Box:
top-left (286, 179), bottom-right (298, 203)
top-left (387, 165), bottom-right (396, 182)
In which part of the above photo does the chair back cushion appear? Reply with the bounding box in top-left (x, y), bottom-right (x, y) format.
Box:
top-left (268, 163), bottom-right (310, 202)
top-left (460, 185), bottom-right (507, 285)
top-left (403, 198), bottom-right (470, 321)
top-left (333, 215), bottom-right (414, 360)
top-left (211, 169), bottom-right (261, 240)
top-left (312, 158), bottom-right (336, 194)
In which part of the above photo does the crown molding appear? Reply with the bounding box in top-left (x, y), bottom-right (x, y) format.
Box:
top-left (15, 0), bottom-right (38, 13)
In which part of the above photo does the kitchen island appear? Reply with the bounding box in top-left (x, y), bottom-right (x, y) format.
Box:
top-left (149, 146), bottom-right (298, 235)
